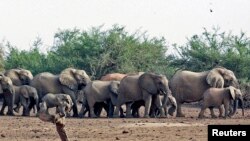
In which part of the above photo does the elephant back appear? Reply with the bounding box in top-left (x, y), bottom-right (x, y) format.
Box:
top-left (30, 72), bottom-right (61, 99)
top-left (100, 73), bottom-right (127, 81)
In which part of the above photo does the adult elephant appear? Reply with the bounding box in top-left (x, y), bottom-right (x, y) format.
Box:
top-left (170, 67), bottom-right (239, 117)
top-left (100, 73), bottom-right (127, 81)
top-left (4, 68), bottom-right (33, 85)
top-left (113, 72), bottom-right (172, 118)
top-left (0, 75), bottom-right (32, 116)
top-left (78, 80), bottom-right (122, 118)
top-left (30, 68), bottom-right (91, 117)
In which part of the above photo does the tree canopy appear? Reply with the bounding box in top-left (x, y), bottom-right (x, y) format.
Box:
top-left (1, 25), bottom-right (250, 81)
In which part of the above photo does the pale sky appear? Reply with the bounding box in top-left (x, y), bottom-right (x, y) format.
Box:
top-left (0, 0), bottom-right (249, 52)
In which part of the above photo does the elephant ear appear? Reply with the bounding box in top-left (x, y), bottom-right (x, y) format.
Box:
top-left (56, 95), bottom-right (63, 105)
top-left (138, 73), bottom-right (157, 94)
top-left (206, 68), bottom-right (225, 88)
top-left (59, 68), bottom-right (78, 90)
top-left (109, 81), bottom-right (120, 95)
top-left (20, 87), bottom-right (29, 98)
top-left (229, 86), bottom-right (236, 100)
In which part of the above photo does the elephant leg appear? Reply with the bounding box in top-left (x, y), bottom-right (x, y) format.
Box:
top-left (228, 100), bottom-right (234, 116)
top-left (198, 106), bottom-right (206, 118)
top-left (176, 101), bottom-right (185, 117)
top-left (28, 97), bottom-right (35, 114)
top-left (89, 103), bottom-right (97, 118)
top-left (131, 101), bottom-right (141, 118)
top-left (14, 103), bottom-right (21, 113)
top-left (164, 107), bottom-right (168, 117)
top-left (79, 106), bottom-right (85, 118)
top-left (125, 102), bottom-right (133, 118)
top-left (103, 103), bottom-right (110, 117)
top-left (79, 104), bottom-right (89, 118)
top-left (108, 101), bottom-right (114, 118)
top-left (209, 107), bottom-right (217, 118)
top-left (119, 107), bottom-right (125, 118)
top-left (218, 106), bottom-right (223, 117)
top-left (7, 94), bottom-right (14, 116)
top-left (154, 95), bottom-right (166, 118)
top-left (143, 95), bottom-right (152, 118)
top-left (0, 99), bottom-right (7, 115)
top-left (22, 106), bottom-right (29, 116)
top-left (224, 103), bottom-right (230, 118)
top-left (94, 103), bottom-right (103, 117)
top-left (79, 97), bottom-right (88, 118)
top-left (149, 104), bottom-right (156, 118)
top-left (72, 99), bottom-right (78, 117)
top-left (113, 101), bottom-right (122, 118)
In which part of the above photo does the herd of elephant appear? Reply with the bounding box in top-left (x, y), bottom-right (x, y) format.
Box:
top-left (0, 67), bottom-right (245, 119)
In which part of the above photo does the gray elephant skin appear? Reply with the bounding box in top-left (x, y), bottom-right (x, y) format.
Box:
top-left (79, 80), bottom-right (120, 118)
top-left (0, 76), bottom-right (35, 116)
top-left (198, 86), bottom-right (244, 118)
top-left (4, 68), bottom-right (33, 85)
top-left (114, 72), bottom-right (172, 118)
top-left (131, 95), bottom-right (177, 118)
top-left (31, 68), bottom-right (91, 117)
top-left (170, 67), bottom-right (239, 117)
top-left (41, 93), bottom-right (73, 117)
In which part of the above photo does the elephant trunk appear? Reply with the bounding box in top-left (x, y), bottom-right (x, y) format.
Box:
top-left (168, 95), bottom-right (177, 116)
top-left (162, 87), bottom-right (172, 96)
top-left (231, 99), bottom-right (238, 116)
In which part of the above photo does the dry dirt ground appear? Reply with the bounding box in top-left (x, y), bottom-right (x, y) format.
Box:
top-left (0, 105), bottom-right (249, 141)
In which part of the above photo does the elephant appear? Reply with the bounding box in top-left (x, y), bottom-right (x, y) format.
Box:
top-left (79, 102), bottom-right (110, 118)
top-left (31, 68), bottom-right (91, 117)
top-left (4, 68), bottom-right (33, 85)
top-left (100, 73), bottom-right (127, 81)
top-left (38, 100), bottom-right (69, 141)
top-left (113, 72), bottom-right (172, 118)
top-left (198, 86), bottom-right (244, 118)
top-left (13, 85), bottom-right (39, 115)
top-left (131, 95), bottom-right (177, 118)
top-left (150, 94), bottom-right (177, 117)
top-left (170, 67), bottom-right (239, 117)
top-left (78, 80), bottom-right (123, 118)
top-left (41, 93), bottom-right (73, 117)
top-left (0, 75), bottom-right (32, 116)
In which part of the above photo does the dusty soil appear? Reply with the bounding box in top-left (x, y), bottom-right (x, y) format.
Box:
top-left (0, 106), bottom-right (249, 141)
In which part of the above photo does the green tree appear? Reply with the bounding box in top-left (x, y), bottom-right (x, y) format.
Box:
top-left (171, 28), bottom-right (250, 80)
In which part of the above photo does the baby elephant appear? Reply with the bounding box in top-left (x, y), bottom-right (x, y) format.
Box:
top-left (198, 86), bottom-right (244, 118)
top-left (41, 93), bottom-right (73, 117)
